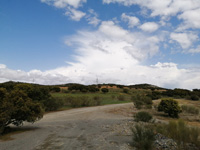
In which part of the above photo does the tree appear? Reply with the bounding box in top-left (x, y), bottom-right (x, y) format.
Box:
top-left (101, 88), bottom-right (109, 93)
top-left (158, 98), bottom-right (182, 118)
top-left (0, 88), bottom-right (43, 134)
top-left (0, 88), bottom-right (12, 134)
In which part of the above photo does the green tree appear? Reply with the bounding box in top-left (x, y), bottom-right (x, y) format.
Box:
top-left (101, 88), bottom-right (109, 93)
top-left (158, 98), bottom-right (182, 118)
top-left (0, 88), bottom-right (43, 134)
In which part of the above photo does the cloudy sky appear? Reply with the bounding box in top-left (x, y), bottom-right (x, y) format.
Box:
top-left (1, 0), bottom-right (200, 89)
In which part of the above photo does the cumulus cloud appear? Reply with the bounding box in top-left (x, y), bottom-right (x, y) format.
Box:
top-left (139, 22), bottom-right (159, 32)
top-left (103, 0), bottom-right (200, 32)
top-left (1, 62), bottom-right (200, 89)
top-left (65, 8), bottom-right (86, 21)
top-left (170, 32), bottom-right (198, 49)
top-left (103, 0), bottom-right (200, 17)
top-left (86, 9), bottom-right (101, 26)
top-left (41, 0), bottom-right (86, 8)
top-left (178, 8), bottom-right (200, 30)
top-left (188, 45), bottom-right (200, 54)
top-left (121, 13), bottom-right (140, 28)
top-left (41, 0), bottom-right (86, 21)
top-left (2, 20), bottom-right (200, 89)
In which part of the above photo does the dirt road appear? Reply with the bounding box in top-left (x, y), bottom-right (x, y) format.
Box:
top-left (0, 103), bottom-right (134, 150)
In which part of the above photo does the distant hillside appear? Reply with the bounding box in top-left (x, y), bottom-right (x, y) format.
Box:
top-left (128, 84), bottom-right (166, 90)
top-left (58, 83), bottom-right (166, 90)
top-left (0, 81), bottom-right (166, 90)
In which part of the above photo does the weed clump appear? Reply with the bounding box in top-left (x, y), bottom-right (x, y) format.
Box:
top-left (154, 119), bottom-right (200, 149)
top-left (132, 123), bottom-right (155, 150)
top-left (181, 105), bottom-right (199, 115)
top-left (134, 111), bottom-right (153, 122)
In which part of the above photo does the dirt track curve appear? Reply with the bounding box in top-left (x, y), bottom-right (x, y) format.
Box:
top-left (0, 103), bottom-right (134, 150)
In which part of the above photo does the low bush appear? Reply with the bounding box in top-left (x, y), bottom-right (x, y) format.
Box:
top-left (134, 111), bottom-right (153, 122)
top-left (132, 94), bottom-right (153, 109)
top-left (111, 95), bottom-right (115, 100)
top-left (154, 120), bottom-right (200, 149)
top-left (92, 96), bottom-right (101, 106)
top-left (132, 123), bottom-right (155, 150)
top-left (123, 89), bottom-right (129, 93)
top-left (181, 105), bottom-right (199, 115)
top-left (69, 96), bottom-right (101, 108)
top-left (117, 95), bottom-right (125, 101)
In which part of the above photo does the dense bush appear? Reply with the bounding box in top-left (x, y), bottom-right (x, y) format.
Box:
top-left (134, 111), bottom-right (153, 122)
top-left (190, 94), bottom-right (199, 101)
top-left (132, 94), bottom-right (153, 109)
top-left (123, 88), bottom-right (129, 93)
top-left (158, 98), bottom-right (182, 118)
top-left (181, 105), bottom-right (199, 115)
top-left (69, 96), bottom-right (101, 107)
top-left (42, 97), bottom-right (64, 111)
top-left (147, 91), bottom-right (161, 100)
top-left (101, 88), bottom-right (109, 93)
top-left (49, 86), bottom-right (61, 92)
top-left (132, 123), bottom-right (155, 150)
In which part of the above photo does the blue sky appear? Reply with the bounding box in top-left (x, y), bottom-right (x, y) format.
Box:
top-left (0, 0), bottom-right (200, 89)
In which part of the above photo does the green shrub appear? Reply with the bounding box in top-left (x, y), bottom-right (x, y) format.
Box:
top-left (117, 95), bottom-right (125, 101)
top-left (111, 95), bottom-right (115, 100)
top-left (134, 111), bottom-right (153, 122)
top-left (158, 98), bottom-right (182, 118)
top-left (190, 95), bottom-right (199, 101)
top-left (132, 94), bottom-right (153, 109)
top-left (154, 120), bottom-right (200, 148)
top-left (42, 97), bottom-right (64, 111)
top-left (181, 105), bottom-right (199, 114)
top-left (123, 89), bottom-right (129, 93)
top-left (101, 88), bottom-right (109, 93)
top-left (93, 96), bottom-right (101, 105)
top-left (132, 123), bottom-right (155, 150)
top-left (69, 96), bottom-right (101, 108)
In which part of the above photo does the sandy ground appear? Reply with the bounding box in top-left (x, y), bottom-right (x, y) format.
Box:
top-left (0, 103), bottom-right (134, 150)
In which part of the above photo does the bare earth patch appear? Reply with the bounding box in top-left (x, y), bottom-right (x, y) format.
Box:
top-left (0, 103), bottom-right (134, 150)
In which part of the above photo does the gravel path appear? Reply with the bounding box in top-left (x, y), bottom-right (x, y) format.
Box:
top-left (0, 103), bottom-right (134, 150)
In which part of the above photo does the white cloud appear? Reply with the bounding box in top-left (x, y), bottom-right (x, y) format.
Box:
top-left (86, 9), bottom-right (101, 26)
top-left (178, 8), bottom-right (200, 30)
top-left (1, 62), bottom-right (200, 89)
top-left (139, 22), bottom-right (159, 32)
top-left (103, 0), bottom-right (200, 17)
top-left (41, 0), bottom-right (86, 21)
top-left (103, 0), bottom-right (200, 31)
top-left (121, 13), bottom-right (140, 28)
top-left (188, 45), bottom-right (200, 54)
top-left (65, 8), bottom-right (86, 21)
top-left (41, 0), bottom-right (86, 8)
top-left (0, 64), bottom-right (6, 69)
top-left (170, 32), bottom-right (198, 49)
